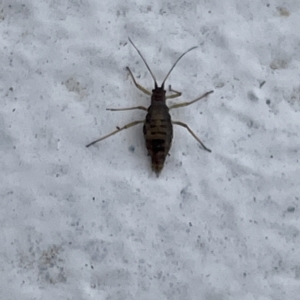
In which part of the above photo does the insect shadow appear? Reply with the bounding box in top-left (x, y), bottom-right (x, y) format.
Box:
top-left (86, 38), bottom-right (213, 176)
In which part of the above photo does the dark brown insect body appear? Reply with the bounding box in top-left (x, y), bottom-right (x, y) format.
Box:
top-left (144, 89), bottom-right (172, 173)
top-left (86, 38), bottom-right (213, 175)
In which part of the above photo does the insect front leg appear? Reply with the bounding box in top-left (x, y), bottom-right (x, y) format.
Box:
top-left (169, 90), bottom-right (214, 110)
top-left (106, 106), bottom-right (147, 112)
top-left (126, 67), bottom-right (152, 96)
top-left (166, 85), bottom-right (182, 99)
top-left (86, 120), bottom-right (144, 148)
top-left (172, 120), bottom-right (211, 152)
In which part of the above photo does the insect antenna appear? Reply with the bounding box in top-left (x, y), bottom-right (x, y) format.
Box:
top-left (128, 38), bottom-right (158, 88)
top-left (161, 46), bottom-right (197, 88)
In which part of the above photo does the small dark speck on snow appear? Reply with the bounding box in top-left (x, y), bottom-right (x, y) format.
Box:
top-left (128, 145), bottom-right (135, 153)
top-left (287, 206), bottom-right (295, 212)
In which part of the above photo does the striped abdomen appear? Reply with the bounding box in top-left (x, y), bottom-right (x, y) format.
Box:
top-left (143, 103), bottom-right (173, 175)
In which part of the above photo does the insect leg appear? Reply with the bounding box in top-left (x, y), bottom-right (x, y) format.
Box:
top-left (107, 106), bottom-right (147, 111)
top-left (86, 120), bottom-right (144, 148)
top-left (126, 67), bottom-right (152, 95)
top-left (169, 90), bottom-right (214, 110)
top-left (166, 85), bottom-right (182, 99)
top-left (172, 120), bottom-right (211, 152)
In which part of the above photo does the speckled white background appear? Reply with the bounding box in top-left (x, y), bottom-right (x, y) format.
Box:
top-left (1, 1), bottom-right (300, 299)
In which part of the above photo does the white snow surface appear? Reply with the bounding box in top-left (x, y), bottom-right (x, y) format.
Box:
top-left (1, 1), bottom-right (300, 299)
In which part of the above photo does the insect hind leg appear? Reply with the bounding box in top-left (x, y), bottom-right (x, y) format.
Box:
top-left (172, 120), bottom-right (211, 152)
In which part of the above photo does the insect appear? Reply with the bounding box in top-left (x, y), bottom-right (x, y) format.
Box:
top-left (86, 38), bottom-right (213, 175)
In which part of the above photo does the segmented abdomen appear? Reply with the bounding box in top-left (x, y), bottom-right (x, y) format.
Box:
top-left (143, 104), bottom-right (173, 175)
